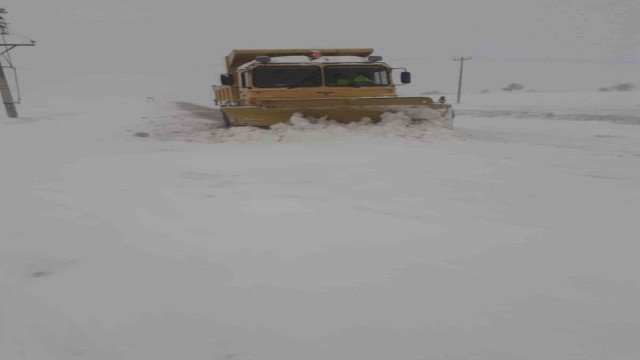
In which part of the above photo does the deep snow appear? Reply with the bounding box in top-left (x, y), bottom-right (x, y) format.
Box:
top-left (1, 90), bottom-right (640, 360)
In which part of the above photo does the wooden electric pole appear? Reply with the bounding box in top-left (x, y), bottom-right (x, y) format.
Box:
top-left (453, 57), bottom-right (471, 104)
top-left (0, 8), bottom-right (35, 118)
top-left (0, 64), bottom-right (17, 117)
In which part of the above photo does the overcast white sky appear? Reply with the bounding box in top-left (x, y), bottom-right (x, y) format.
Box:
top-left (2, 0), bottom-right (639, 103)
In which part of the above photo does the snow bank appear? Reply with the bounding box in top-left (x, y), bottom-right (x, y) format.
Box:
top-left (456, 91), bottom-right (640, 125)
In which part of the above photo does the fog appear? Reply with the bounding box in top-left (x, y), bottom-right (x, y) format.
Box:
top-left (2, 0), bottom-right (639, 104)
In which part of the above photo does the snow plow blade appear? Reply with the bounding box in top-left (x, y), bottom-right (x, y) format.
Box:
top-left (221, 97), bottom-right (453, 128)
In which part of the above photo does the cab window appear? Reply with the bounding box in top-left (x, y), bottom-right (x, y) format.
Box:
top-left (324, 66), bottom-right (390, 87)
top-left (252, 66), bottom-right (322, 88)
top-left (241, 72), bottom-right (248, 88)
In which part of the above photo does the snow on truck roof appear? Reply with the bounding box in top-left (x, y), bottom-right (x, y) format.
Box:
top-left (225, 48), bottom-right (375, 72)
top-left (237, 56), bottom-right (380, 70)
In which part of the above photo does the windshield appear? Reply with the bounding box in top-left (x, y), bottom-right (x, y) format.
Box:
top-left (325, 66), bottom-right (389, 87)
top-left (252, 66), bottom-right (322, 88)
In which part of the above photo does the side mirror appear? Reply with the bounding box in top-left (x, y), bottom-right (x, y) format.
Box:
top-left (401, 71), bottom-right (411, 84)
top-left (220, 73), bottom-right (234, 86)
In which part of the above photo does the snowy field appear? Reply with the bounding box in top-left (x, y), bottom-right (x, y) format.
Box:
top-left (1, 90), bottom-right (640, 360)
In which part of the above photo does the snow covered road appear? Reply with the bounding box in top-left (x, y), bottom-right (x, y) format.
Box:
top-left (2, 92), bottom-right (640, 360)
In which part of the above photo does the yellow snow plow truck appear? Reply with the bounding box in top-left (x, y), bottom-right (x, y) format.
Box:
top-left (213, 48), bottom-right (453, 128)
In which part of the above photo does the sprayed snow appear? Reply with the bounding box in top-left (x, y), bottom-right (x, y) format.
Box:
top-left (147, 102), bottom-right (457, 144)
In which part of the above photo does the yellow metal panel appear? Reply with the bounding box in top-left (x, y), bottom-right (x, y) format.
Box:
top-left (221, 97), bottom-right (451, 127)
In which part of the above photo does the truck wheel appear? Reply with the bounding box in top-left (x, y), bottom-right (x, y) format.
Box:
top-left (222, 112), bottom-right (231, 128)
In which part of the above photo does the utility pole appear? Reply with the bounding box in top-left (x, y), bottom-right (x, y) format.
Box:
top-left (0, 8), bottom-right (35, 118)
top-left (453, 57), bottom-right (471, 104)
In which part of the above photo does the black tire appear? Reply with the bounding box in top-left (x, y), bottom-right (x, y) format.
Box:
top-left (222, 112), bottom-right (231, 128)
